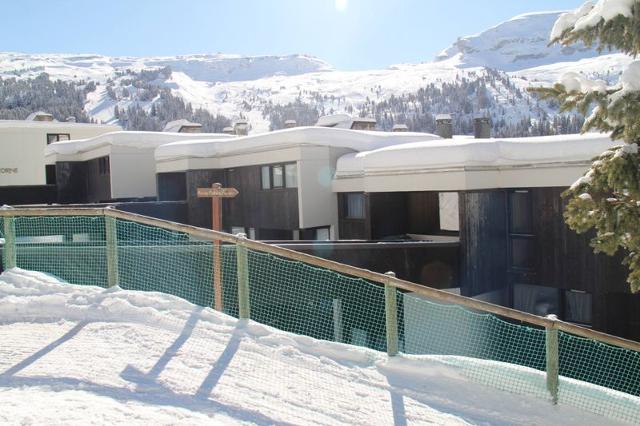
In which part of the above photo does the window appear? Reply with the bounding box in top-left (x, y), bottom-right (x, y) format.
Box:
top-left (46, 133), bottom-right (70, 145)
top-left (564, 290), bottom-right (592, 325)
top-left (315, 227), bottom-right (330, 240)
top-left (260, 162), bottom-right (297, 190)
top-left (261, 166), bottom-right (271, 189)
top-left (346, 193), bottom-right (366, 219)
top-left (285, 163), bottom-right (298, 188)
top-left (438, 192), bottom-right (459, 231)
top-left (508, 190), bottom-right (535, 270)
top-left (98, 156), bottom-right (110, 176)
top-left (272, 165), bottom-right (284, 188)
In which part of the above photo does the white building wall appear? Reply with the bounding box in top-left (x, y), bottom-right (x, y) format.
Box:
top-left (109, 147), bottom-right (158, 199)
top-left (0, 123), bottom-right (119, 186)
top-left (297, 147), bottom-right (351, 231)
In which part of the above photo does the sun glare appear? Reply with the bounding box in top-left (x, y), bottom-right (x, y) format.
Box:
top-left (335, 0), bottom-right (348, 12)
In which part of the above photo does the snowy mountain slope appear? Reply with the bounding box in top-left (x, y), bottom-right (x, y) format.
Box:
top-left (0, 52), bottom-right (331, 83)
top-left (0, 268), bottom-right (633, 425)
top-left (435, 11), bottom-right (611, 71)
top-left (0, 9), bottom-right (630, 134)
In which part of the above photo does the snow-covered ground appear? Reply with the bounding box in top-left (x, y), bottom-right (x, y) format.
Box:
top-left (0, 268), bottom-right (632, 425)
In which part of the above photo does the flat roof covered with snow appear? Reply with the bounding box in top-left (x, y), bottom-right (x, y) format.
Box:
top-left (45, 130), bottom-right (235, 161)
top-left (154, 126), bottom-right (441, 167)
top-left (333, 133), bottom-right (618, 192)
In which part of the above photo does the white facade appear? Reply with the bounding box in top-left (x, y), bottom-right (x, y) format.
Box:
top-left (332, 133), bottom-right (617, 193)
top-left (0, 120), bottom-right (120, 187)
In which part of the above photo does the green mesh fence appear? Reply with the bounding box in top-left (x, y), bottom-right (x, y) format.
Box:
top-left (1, 213), bottom-right (639, 423)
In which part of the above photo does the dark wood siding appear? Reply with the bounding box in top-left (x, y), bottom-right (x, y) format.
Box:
top-left (459, 191), bottom-right (508, 297)
top-left (86, 157), bottom-right (111, 203)
top-left (459, 187), bottom-right (637, 340)
top-left (185, 169), bottom-right (226, 229)
top-left (338, 192), bottom-right (442, 240)
top-left (55, 161), bottom-right (88, 203)
top-left (338, 192), bottom-right (371, 239)
top-left (225, 165), bottom-right (299, 232)
top-left (157, 172), bottom-right (187, 201)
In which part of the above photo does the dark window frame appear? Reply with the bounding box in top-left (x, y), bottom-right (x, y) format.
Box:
top-left (507, 189), bottom-right (535, 271)
top-left (260, 162), bottom-right (297, 190)
top-left (46, 133), bottom-right (70, 145)
top-left (344, 192), bottom-right (366, 219)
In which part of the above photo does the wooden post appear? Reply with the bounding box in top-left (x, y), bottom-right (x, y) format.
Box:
top-left (545, 314), bottom-right (559, 404)
top-left (333, 299), bottom-right (343, 343)
top-left (236, 232), bottom-right (251, 319)
top-left (212, 185), bottom-right (223, 311)
top-left (197, 183), bottom-right (239, 312)
top-left (105, 216), bottom-right (119, 287)
top-left (385, 271), bottom-right (399, 357)
top-left (2, 216), bottom-right (16, 269)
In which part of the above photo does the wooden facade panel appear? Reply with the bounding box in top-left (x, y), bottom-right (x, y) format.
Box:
top-left (55, 161), bottom-right (88, 203)
top-left (157, 172), bottom-right (187, 201)
top-left (338, 192), bottom-right (443, 240)
top-left (86, 157), bottom-right (111, 203)
top-left (185, 169), bottom-right (226, 229)
top-left (225, 165), bottom-right (299, 231)
top-left (459, 191), bottom-right (508, 297)
top-left (407, 192), bottom-right (441, 235)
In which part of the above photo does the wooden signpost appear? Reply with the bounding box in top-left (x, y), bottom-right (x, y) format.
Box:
top-left (197, 183), bottom-right (239, 311)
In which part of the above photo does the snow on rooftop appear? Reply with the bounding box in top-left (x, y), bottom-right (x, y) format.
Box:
top-left (335, 132), bottom-right (617, 177)
top-left (0, 268), bottom-right (632, 425)
top-left (0, 119), bottom-right (120, 129)
top-left (45, 130), bottom-right (235, 157)
top-left (154, 126), bottom-right (441, 162)
top-left (162, 119), bottom-right (202, 133)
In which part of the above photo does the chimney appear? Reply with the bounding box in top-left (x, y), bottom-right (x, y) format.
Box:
top-left (284, 119), bottom-right (297, 129)
top-left (222, 126), bottom-right (235, 135)
top-left (474, 116), bottom-right (491, 139)
top-left (65, 116), bottom-right (77, 123)
top-left (392, 124), bottom-right (408, 132)
top-left (234, 120), bottom-right (249, 136)
top-left (27, 111), bottom-right (54, 122)
top-left (435, 114), bottom-right (453, 139)
top-left (351, 117), bottom-right (376, 131)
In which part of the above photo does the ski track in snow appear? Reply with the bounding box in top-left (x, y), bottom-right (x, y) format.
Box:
top-left (0, 268), bottom-right (629, 425)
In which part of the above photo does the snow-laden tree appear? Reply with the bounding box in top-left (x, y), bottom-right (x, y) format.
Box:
top-left (532, 0), bottom-right (640, 291)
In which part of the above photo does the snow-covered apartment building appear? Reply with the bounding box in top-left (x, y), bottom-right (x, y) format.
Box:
top-left (4, 113), bottom-right (637, 341)
top-left (150, 118), bottom-right (636, 341)
top-left (0, 113), bottom-right (120, 204)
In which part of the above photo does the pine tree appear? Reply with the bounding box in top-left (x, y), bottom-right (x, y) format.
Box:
top-left (531, 1), bottom-right (640, 291)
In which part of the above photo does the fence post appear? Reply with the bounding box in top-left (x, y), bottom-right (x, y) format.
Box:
top-left (236, 233), bottom-right (251, 320)
top-left (2, 216), bottom-right (16, 269)
top-left (333, 299), bottom-right (343, 343)
top-left (545, 314), bottom-right (559, 404)
top-left (105, 216), bottom-right (119, 288)
top-left (385, 271), bottom-right (399, 357)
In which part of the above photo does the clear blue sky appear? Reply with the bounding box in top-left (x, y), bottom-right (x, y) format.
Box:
top-left (3, 0), bottom-right (585, 70)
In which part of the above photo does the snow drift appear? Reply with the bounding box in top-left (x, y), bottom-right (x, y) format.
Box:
top-left (0, 268), bottom-right (635, 425)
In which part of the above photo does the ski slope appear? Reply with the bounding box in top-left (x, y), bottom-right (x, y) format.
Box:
top-left (0, 268), bottom-right (629, 425)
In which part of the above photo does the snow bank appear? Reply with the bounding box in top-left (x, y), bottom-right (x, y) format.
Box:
top-left (0, 268), bottom-right (631, 425)
top-left (154, 126), bottom-right (441, 162)
top-left (44, 130), bottom-right (235, 157)
top-left (335, 133), bottom-right (617, 177)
